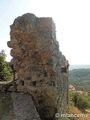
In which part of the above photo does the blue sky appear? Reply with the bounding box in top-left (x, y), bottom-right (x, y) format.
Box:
top-left (0, 0), bottom-right (90, 65)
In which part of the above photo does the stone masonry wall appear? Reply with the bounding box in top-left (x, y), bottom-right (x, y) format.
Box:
top-left (0, 13), bottom-right (69, 120)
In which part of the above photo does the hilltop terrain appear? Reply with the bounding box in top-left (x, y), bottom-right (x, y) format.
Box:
top-left (69, 68), bottom-right (90, 94)
top-left (69, 65), bottom-right (90, 70)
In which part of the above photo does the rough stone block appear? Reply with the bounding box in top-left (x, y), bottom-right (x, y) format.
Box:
top-left (7, 86), bottom-right (16, 92)
top-left (17, 85), bottom-right (27, 93)
top-left (0, 92), bottom-right (41, 120)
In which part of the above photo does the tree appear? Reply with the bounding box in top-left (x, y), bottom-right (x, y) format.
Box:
top-left (0, 50), bottom-right (12, 81)
top-left (71, 91), bottom-right (90, 111)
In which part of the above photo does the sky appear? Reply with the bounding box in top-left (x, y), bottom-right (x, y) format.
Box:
top-left (0, 0), bottom-right (90, 65)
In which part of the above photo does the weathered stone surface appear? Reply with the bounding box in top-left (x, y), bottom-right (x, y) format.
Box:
top-left (17, 85), bottom-right (27, 93)
top-left (3, 13), bottom-right (69, 120)
top-left (7, 85), bottom-right (16, 92)
top-left (0, 92), bottom-right (41, 120)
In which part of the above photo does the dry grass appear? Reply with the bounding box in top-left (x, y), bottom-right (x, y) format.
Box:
top-left (69, 106), bottom-right (90, 120)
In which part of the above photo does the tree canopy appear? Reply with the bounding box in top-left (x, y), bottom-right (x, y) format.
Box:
top-left (0, 50), bottom-right (12, 81)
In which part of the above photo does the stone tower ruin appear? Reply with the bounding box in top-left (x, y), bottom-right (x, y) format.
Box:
top-left (0, 13), bottom-right (69, 120)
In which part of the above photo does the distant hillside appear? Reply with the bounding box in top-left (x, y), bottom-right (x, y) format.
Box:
top-left (69, 68), bottom-right (90, 94)
top-left (69, 64), bottom-right (90, 70)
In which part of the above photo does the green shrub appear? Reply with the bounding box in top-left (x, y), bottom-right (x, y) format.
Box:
top-left (71, 92), bottom-right (90, 111)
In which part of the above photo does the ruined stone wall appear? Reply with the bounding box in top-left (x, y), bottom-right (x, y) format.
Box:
top-left (0, 13), bottom-right (69, 120)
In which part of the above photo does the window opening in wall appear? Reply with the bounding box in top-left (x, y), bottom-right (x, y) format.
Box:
top-left (32, 81), bottom-right (36, 86)
top-left (21, 81), bottom-right (24, 86)
top-left (61, 66), bottom-right (67, 73)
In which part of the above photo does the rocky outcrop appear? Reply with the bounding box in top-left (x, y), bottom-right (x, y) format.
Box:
top-left (0, 92), bottom-right (41, 120)
top-left (0, 13), bottom-right (69, 120)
